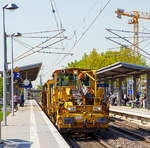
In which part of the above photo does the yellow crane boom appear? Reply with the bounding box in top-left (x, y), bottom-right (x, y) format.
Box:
top-left (115, 9), bottom-right (150, 55)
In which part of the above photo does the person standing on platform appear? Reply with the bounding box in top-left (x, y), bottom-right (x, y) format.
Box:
top-left (14, 94), bottom-right (19, 111)
top-left (135, 94), bottom-right (140, 108)
top-left (124, 94), bottom-right (129, 106)
top-left (142, 94), bottom-right (147, 108)
top-left (20, 93), bottom-right (24, 107)
top-left (110, 93), bottom-right (116, 105)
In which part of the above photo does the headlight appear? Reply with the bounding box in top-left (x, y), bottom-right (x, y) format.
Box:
top-left (67, 107), bottom-right (76, 111)
top-left (93, 106), bottom-right (101, 111)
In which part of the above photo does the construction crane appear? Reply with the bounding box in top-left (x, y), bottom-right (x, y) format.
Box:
top-left (115, 8), bottom-right (150, 56)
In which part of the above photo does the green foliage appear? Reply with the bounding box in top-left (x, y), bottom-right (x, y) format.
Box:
top-left (67, 47), bottom-right (147, 69)
top-left (37, 85), bottom-right (42, 90)
top-left (0, 77), bottom-right (3, 97)
top-left (0, 112), bottom-right (10, 120)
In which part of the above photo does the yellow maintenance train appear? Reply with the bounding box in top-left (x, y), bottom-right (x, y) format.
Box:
top-left (42, 68), bottom-right (109, 133)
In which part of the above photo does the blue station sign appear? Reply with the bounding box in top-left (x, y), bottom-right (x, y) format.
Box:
top-left (19, 84), bottom-right (32, 88)
top-left (13, 72), bottom-right (21, 79)
top-left (128, 90), bottom-right (132, 94)
top-left (97, 83), bottom-right (109, 87)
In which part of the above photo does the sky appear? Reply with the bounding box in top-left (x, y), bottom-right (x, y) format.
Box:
top-left (0, 0), bottom-right (150, 87)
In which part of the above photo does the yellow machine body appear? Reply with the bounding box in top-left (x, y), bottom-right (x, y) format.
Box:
top-left (42, 68), bottom-right (109, 133)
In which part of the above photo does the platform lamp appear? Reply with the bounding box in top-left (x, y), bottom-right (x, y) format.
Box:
top-left (2, 3), bottom-right (19, 126)
top-left (10, 32), bottom-right (22, 116)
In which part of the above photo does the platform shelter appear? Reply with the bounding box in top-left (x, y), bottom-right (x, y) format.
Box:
top-left (5, 63), bottom-right (42, 101)
top-left (96, 61), bottom-right (150, 109)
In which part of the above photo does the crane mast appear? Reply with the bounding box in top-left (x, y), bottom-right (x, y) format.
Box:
top-left (115, 9), bottom-right (150, 56)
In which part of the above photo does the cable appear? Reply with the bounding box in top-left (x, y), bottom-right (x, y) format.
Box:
top-left (14, 37), bottom-right (67, 62)
top-left (107, 28), bottom-right (150, 34)
top-left (14, 30), bottom-right (65, 61)
top-left (49, 0), bottom-right (66, 54)
top-left (14, 38), bottom-right (33, 50)
top-left (71, 0), bottom-right (112, 50)
top-left (106, 28), bottom-right (150, 57)
top-left (106, 36), bottom-right (150, 39)
top-left (19, 36), bottom-right (66, 39)
top-left (37, 51), bottom-right (73, 55)
top-left (20, 29), bottom-right (65, 35)
top-left (39, 0), bottom-right (112, 79)
top-left (105, 32), bottom-right (150, 60)
top-left (55, 0), bottom-right (112, 66)
top-left (49, 0), bottom-right (59, 29)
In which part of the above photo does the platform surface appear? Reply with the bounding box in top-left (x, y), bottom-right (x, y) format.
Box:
top-left (1, 99), bottom-right (70, 148)
top-left (110, 105), bottom-right (150, 118)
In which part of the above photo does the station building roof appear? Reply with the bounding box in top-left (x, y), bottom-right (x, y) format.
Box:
top-left (0, 63), bottom-right (42, 82)
top-left (96, 61), bottom-right (149, 81)
top-left (17, 63), bottom-right (42, 81)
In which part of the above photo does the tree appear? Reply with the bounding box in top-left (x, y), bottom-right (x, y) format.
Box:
top-left (67, 47), bottom-right (147, 70)
top-left (37, 85), bottom-right (42, 90)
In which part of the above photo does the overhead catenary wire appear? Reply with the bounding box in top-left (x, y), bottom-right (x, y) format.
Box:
top-left (43, 0), bottom-right (67, 77)
top-left (38, 0), bottom-right (112, 80)
top-left (14, 38), bottom-right (65, 50)
top-left (51, 0), bottom-right (63, 29)
top-left (49, 0), bottom-right (65, 44)
top-left (37, 51), bottom-right (73, 55)
top-left (14, 29), bottom-right (66, 61)
top-left (70, 0), bottom-right (112, 51)
top-left (105, 31), bottom-right (150, 60)
top-left (19, 36), bottom-right (67, 39)
top-left (49, 0), bottom-right (59, 29)
top-left (55, 0), bottom-right (112, 66)
top-left (14, 37), bottom-right (67, 62)
top-left (106, 28), bottom-right (150, 57)
top-left (20, 29), bottom-right (65, 35)
top-left (106, 36), bottom-right (150, 39)
top-left (107, 38), bottom-right (150, 60)
top-left (14, 38), bottom-right (33, 50)
top-left (107, 28), bottom-right (150, 34)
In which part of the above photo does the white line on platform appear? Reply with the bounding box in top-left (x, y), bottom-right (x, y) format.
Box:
top-left (30, 100), bottom-right (41, 148)
top-left (33, 100), bottom-right (70, 148)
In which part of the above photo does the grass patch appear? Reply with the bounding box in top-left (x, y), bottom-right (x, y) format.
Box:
top-left (0, 112), bottom-right (10, 121)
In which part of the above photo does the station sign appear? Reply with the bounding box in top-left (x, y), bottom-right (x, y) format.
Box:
top-left (23, 79), bottom-right (30, 86)
top-left (128, 90), bottom-right (132, 94)
top-left (14, 66), bottom-right (19, 72)
top-left (13, 66), bottom-right (21, 80)
top-left (97, 83), bottom-right (109, 87)
top-left (19, 83), bottom-right (32, 88)
top-left (13, 72), bottom-right (21, 79)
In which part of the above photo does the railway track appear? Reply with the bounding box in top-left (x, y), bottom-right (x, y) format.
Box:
top-left (108, 121), bottom-right (150, 148)
top-left (110, 118), bottom-right (150, 144)
top-left (95, 134), bottom-right (114, 148)
top-left (110, 116), bottom-right (150, 133)
top-left (64, 133), bottom-right (113, 148)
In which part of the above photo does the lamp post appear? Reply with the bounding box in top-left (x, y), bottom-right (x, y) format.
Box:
top-left (11, 33), bottom-right (22, 116)
top-left (2, 3), bottom-right (19, 126)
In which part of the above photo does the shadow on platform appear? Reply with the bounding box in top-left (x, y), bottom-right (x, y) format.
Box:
top-left (0, 139), bottom-right (32, 148)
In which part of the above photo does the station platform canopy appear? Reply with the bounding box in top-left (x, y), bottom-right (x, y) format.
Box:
top-left (96, 61), bottom-right (150, 81)
top-left (0, 63), bottom-right (42, 82)
top-left (15, 63), bottom-right (42, 82)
